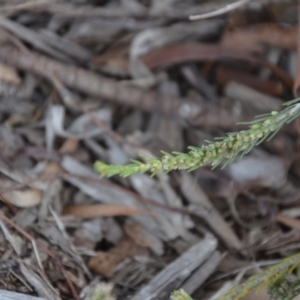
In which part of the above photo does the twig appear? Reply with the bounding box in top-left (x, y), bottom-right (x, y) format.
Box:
top-left (0, 45), bottom-right (262, 128)
top-left (0, 0), bottom-right (50, 13)
top-left (51, 75), bottom-right (123, 142)
top-left (0, 289), bottom-right (44, 300)
top-left (25, 0), bottom-right (296, 19)
top-left (60, 172), bottom-right (189, 214)
top-left (0, 16), bottom-right (69, 61)
top-left (0, 173), bottom-right (55, 194)
top-left (78, 103), bottom-right (123, 143)
top-left (190, 0), bottom-right (252, 20)
top-left (0, 170), bottom-right (188, 214)
top-left (0, 211), bottom-right (80, 300)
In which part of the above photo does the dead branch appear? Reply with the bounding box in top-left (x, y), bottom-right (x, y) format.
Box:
top-left (190, 0), bottom-right (252, 20)
top-left (0, 44), bottom-right (251, 128)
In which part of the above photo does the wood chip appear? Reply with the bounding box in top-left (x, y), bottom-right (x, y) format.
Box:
top-left (131, 234), bottom-right (217, 300)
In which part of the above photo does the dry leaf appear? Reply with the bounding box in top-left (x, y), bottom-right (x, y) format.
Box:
top-left (216, 66), bottom-right (284, 96)
top-left (1, 188), bottom-right (42, 207)
top-left (276, 213), bottom-right (300, 230)
top-left (0, 220), bottom-right (24, 255)
top-left (63, 204), bottom-right (149, 219)
top-left (124, 224), bottom-right (152, 248)
top-left (0, 176), bottom-right (42, 208)
top-left (42, 162), bottom-right (64, 177)
top-left (221, 24), bottom-right (297, 53)
top-left (20, 263), bottom-right (61, 300)
top-left (88, 238), bottom-right (139, 276)
top-left (0, 63), bottom-right (21, 84)
top-left (59, 138), bottom-right (80, 154)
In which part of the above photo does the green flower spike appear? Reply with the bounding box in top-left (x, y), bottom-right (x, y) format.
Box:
top-left (171, 289), bottom-right (194, 300)
top-left (218, 252), bottom-right (300, 300)
top-left (95, 99), bottom-right (300, 178)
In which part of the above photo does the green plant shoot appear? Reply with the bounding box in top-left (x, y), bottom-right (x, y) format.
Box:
top-left (171, 289), bottom-right (194, 300)
top-left (218, 252), bottom-right (300, 300)
top-left (95, 99), bottom-right (300, 178)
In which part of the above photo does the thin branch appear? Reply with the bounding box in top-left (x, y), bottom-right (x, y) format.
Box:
top-left (0, 0), bottom-right (50, 13)
top-left (189, 0), bottom-right (252, 21)
top-left (0, 45), bottom-right (251, 126)
top-left (0, 211), bottom-right (80, 300)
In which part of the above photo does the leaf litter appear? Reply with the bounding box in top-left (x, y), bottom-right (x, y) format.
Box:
top-left (0, 1), bottom-right (298, 300)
